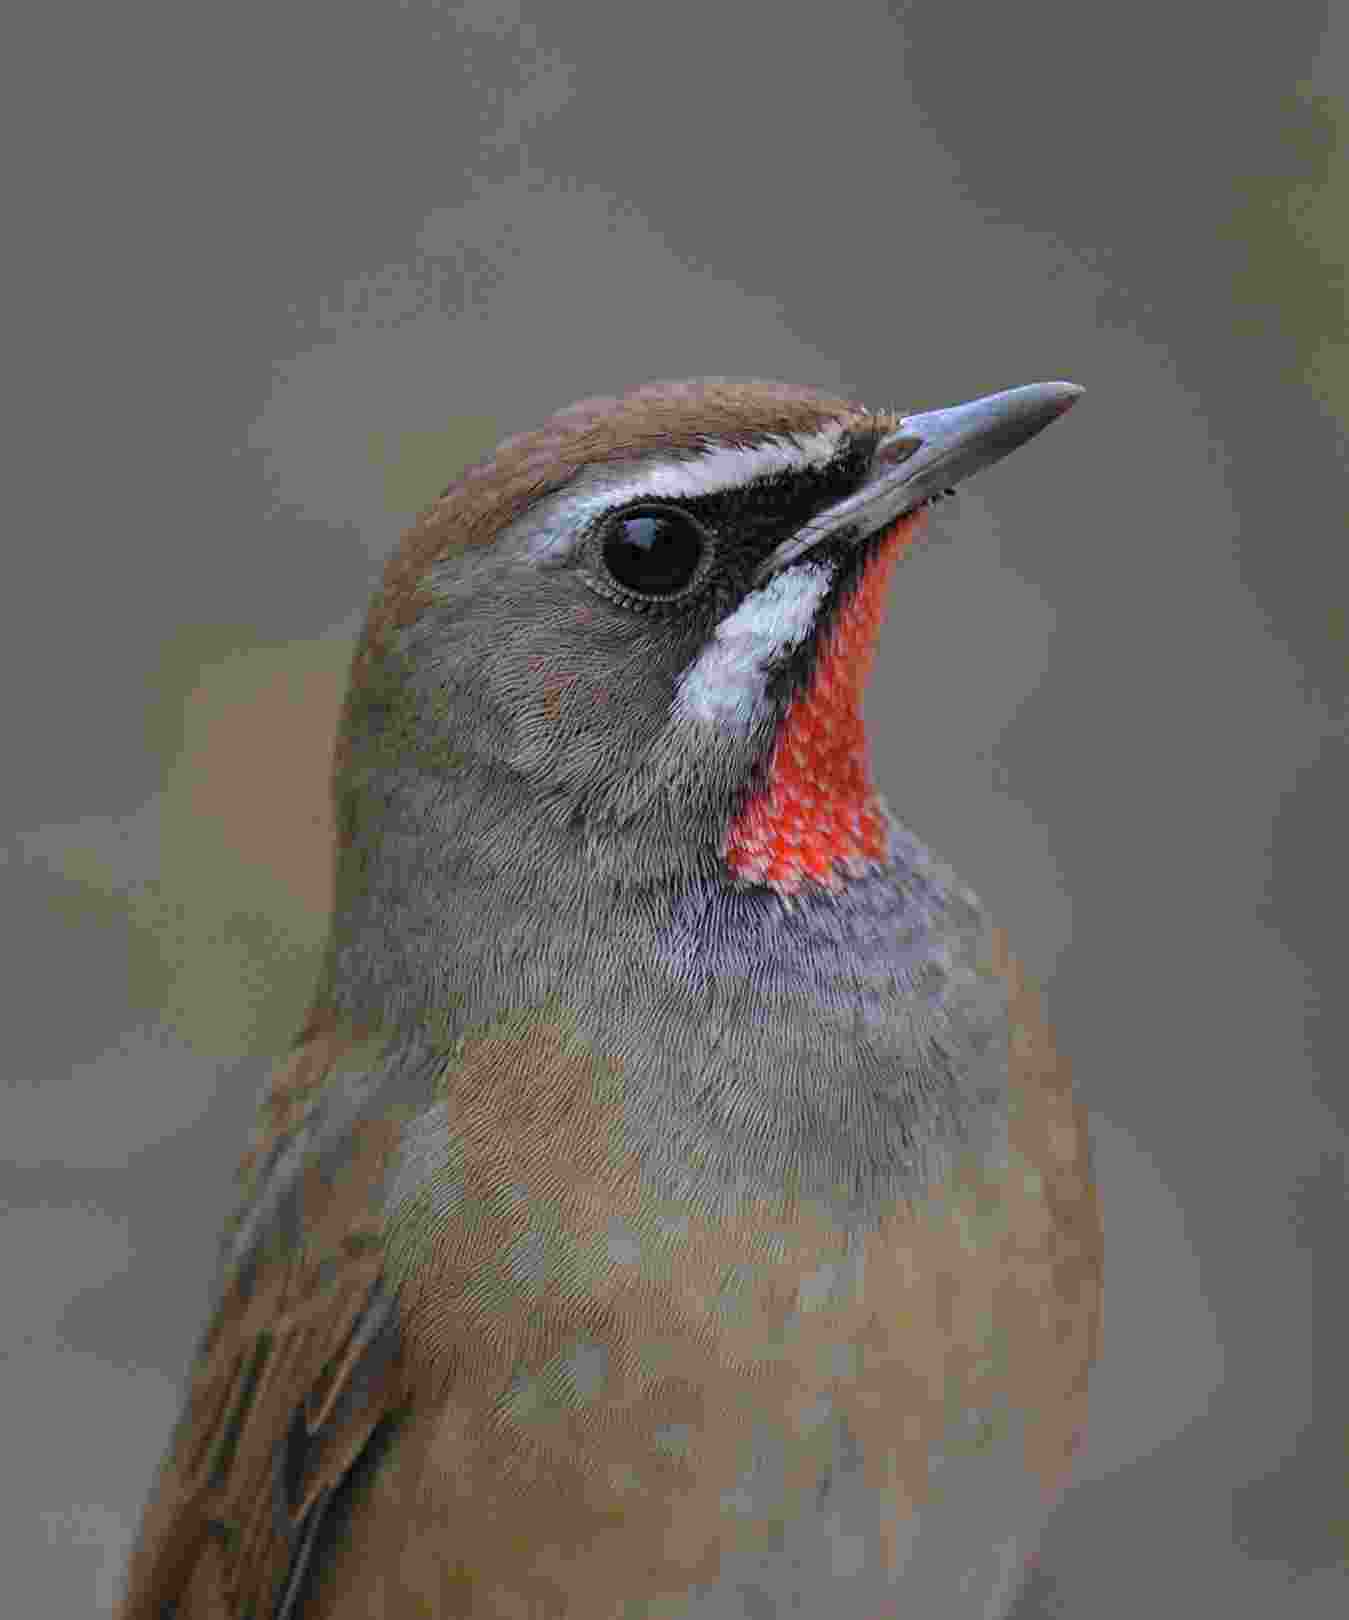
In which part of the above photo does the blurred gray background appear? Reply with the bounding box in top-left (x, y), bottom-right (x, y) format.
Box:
top-left (3, 1), bottom-right (1346, 1614)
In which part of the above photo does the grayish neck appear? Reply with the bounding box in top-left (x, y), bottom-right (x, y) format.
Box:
top-left (317, 771), bottom-right (1010, 1220)
top-left (640, 815), bottom-right (1011, 1213)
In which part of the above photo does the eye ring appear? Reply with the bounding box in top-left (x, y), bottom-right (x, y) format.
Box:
top-left (589, 503), bottom-right (716, 607)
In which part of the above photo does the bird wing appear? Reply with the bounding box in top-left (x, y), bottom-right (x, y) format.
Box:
top-left (119, 1024), bottom-right (410, 1620)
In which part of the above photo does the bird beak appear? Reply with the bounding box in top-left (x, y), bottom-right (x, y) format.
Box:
top-left (755, 381), bottom-right (1083, 582)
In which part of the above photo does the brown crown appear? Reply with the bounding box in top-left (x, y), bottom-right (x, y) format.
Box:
top-left (357, 378), bottom-right (876, 671)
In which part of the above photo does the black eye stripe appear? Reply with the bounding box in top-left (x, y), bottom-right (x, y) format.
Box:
top-left (580, 430), bottom-right (878, 611)
top-left (663, 432), bottom-right (877, 552)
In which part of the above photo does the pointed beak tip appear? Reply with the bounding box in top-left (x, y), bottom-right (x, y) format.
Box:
top-left (752, 375), bottom-right (1084, 582)
top-left (1011, 381), bottom-right (1084, 425)
top-left (1047, 380), bottom-right (1085, 415)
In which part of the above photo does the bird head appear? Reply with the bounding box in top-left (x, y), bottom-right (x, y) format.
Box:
top-left (331, 378), bottom-right (1080, 925)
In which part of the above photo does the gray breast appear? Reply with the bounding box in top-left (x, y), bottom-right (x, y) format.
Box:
top-left (643, 814), bottom-right (1012, 1218)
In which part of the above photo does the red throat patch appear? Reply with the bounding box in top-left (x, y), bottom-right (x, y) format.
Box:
top-left (723, 510), bottom-right (926, 892)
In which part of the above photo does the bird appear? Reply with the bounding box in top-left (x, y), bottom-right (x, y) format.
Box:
top-left (120, 376), bottom-right (1101, 1619)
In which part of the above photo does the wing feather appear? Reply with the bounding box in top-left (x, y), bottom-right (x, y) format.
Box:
top-left (119, 1032), bottom-right (408, 1620)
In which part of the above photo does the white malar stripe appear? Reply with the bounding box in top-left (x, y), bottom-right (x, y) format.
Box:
top-left (675, 561), bottom-right (834, 733)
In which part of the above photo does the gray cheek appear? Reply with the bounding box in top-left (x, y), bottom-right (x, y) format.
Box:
top-left (673, 563), bottom-right (834, 736)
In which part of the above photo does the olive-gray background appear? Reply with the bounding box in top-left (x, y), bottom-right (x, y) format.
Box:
top-left (4, 2), bottom-right (1345, 1613)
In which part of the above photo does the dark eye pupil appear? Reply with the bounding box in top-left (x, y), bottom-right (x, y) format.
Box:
top-left (602, 507), bottom-right (705, 596)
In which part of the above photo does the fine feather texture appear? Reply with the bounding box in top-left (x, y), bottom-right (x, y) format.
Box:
top-left (120, 1029), bottom-right (409, 1620)
top-left (347, 379), bottom-right (878, 712)
top-left (120, 928), bottom-right (1099, 1619)
top-left (121, 378), bottom-right (1098, 1618)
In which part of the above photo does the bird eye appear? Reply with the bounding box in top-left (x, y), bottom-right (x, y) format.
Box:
top-left (599, 505), bottom-right (709, 598)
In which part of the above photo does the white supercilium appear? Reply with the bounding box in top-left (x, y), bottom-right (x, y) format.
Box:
top-left (525, 429), bottom-right (849, 561)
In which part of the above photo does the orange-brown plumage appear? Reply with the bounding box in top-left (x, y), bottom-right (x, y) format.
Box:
top-left (123, 932), bottom-right (1098, 1619)
top-left (121, 376), bottom-right (1098, 1619)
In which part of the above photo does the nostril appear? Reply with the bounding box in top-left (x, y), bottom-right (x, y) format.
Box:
top-left (874, 433), bottom-right (922, 469)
